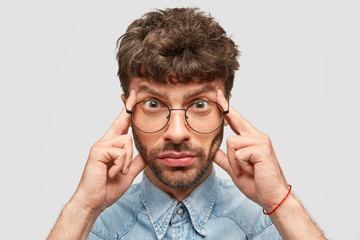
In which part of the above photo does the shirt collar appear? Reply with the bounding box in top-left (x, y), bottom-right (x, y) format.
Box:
top-left (140, 169), bottom-right (218, 240)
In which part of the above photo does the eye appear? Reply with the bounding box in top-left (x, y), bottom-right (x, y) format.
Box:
top-left (141, 99), bottom-right (166, 112)
top-left (145, 100), bottom-right (160, 109)
top-left (193, 100), bottom-right (209, 109)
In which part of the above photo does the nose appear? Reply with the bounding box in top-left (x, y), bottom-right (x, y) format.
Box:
top-left (163, 110), bottom-right (191, 144)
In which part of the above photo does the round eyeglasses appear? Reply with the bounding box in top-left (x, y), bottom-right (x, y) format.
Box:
top-left (126, 99), bottom-right (229, 134)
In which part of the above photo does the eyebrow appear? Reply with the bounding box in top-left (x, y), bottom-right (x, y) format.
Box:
top-left (137, 85), bottom-right (169, 99)
top-left (183, 85), bottom-right (217, 99)
top-left (136, 84), bottom-right (217, 100)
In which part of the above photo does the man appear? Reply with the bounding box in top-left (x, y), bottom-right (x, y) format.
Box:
top-left (48, 8), bottom-right (326, 240)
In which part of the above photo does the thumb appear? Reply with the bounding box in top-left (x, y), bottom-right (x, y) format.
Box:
top-left (127, 154), bottom-right (147, 179)
top-left (213, 149), bottom-right (234, 176)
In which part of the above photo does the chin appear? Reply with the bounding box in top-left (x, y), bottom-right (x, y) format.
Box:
top-left (149, 162), bottom-right (212, 189)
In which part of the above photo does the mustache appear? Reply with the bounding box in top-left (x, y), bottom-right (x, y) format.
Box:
top-left (160, 142), bottom-right (192, 152)
top-left (151, 142), bottom-right (204, 156)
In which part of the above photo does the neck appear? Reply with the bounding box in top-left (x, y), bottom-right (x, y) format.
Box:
top-left (144, 165), bottom-right (213, 202)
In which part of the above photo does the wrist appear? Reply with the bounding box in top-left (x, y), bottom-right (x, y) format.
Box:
top-left (263, 185), bottom-right (292, 215)
top-left (268, 194), bottom-right (326, 240)
top-left (67, 193), bottom-right (102, 222)
top-left (267, 193), bottom-right (300, 219)
top-left (47, 195), bottom-right (101, 240)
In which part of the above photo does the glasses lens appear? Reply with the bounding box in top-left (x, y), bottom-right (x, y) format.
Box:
top-left (186, 100), bottom-right (223, 133)
top-left (132, 100), bottom-right (169, 133)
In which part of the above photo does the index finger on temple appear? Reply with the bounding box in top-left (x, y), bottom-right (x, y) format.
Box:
top-left (104, 89), bottom-right (137, 137)
top-left (217, 89), bottom-right (258, 135)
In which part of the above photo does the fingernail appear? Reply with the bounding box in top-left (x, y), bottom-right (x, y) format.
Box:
top-left (130, 89), bottom-right (136, 97)
top-left (123, 168), bottom-right (129, 174)
top-left (218, 88), bottom-right (225, 97)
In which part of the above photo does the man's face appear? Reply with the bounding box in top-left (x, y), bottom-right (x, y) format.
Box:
top-left (128, 78), bottom-right (225, 189)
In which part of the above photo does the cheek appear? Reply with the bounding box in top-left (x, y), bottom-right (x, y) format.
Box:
top-left (197, 137), bottom-right (213, 148)
top-left (132, 128), bottom-right (163, 149)
top-left (209, 127), bottom-right (224, 152)
top-left (194, 133), bottom-right (221, 153)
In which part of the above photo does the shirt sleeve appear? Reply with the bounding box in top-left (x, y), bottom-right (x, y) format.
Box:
top-left (252, 224), bottom-right (282, 240)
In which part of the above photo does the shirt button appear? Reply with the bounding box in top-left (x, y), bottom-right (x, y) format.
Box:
top-left (177, 207), bottom-right (184, 215)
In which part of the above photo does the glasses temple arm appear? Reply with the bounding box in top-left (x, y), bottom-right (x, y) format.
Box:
top-left (125, 105), bottom-right (132, 114)
top-left (223, 101), bottom-right (230, 114)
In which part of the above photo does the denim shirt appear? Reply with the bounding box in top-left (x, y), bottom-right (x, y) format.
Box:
top-left (87, 170), bottom-right (282, 240)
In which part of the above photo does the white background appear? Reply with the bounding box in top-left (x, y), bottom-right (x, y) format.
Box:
top-left (1, 0), bottom-right (359, 239)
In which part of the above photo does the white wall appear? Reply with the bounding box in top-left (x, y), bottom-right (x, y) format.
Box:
top-left (1, 0), bottom-right (359, 239)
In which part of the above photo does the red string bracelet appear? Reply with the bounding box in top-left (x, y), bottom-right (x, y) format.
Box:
top-left (263, 185), bottom-right (292, 215)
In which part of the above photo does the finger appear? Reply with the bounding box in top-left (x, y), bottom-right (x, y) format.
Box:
top-left (121, 135), bottom-right (133, 175)
top-left (226, 135), bottom-right (257, 175)
top-left (110, 154), bottom-right (147, 188)
top-left (126, 154), bottom-right (147, 179)
top-left (104, 89), bottom-right (137, 138)
top-left (226, 135), bottom-right (264, 151)
top-left (217, 89), bottom-right (258, 135)
top-left (96, 134), bottom-right (133, 175)
top-left (108, 149), bottom-right (126, 179)
top-left (97, 134), bottom-right (132, 148)
top-left (226, 138), bottom-right (242, 176)
top-left (91, 146), bottom-right (126, 165)
top-left (235, 148), bottom-right (255, 175)
top-left (213, 149), bottom-right (235, 176)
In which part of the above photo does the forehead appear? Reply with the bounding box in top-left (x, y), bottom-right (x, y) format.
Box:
top-left (129, 78), bottom-right (225, 101)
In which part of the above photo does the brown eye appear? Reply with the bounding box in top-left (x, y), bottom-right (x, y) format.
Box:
top-left (141, 99), bottom-right (165, 112)
top-left (193, 100), bottom-right (208, 109)
top-left (147, 100), bottom-right (159, 108)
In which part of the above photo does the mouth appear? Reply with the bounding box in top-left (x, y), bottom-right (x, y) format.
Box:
top-left (157, 152), bottom-right (196, 167)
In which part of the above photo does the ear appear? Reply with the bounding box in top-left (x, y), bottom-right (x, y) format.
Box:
top-left (121, 94), bottom-right (126, 104)
top-left (224, 93), bottom-right (232, 126)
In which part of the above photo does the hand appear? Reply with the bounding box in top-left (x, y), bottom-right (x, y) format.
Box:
top-left (72, 89), bottom-right (146, 216)
top-left (214, 89), bottom-right (288, 212)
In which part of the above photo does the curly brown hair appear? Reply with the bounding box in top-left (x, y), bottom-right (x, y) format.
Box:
top-left (116, 8), bottom-right (240, 98)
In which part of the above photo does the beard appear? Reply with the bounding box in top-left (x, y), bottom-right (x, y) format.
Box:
top-left (132, 127), bottom-right (224, 189)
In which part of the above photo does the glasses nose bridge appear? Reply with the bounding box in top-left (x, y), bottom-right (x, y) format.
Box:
top-left (165, 108), bottom-right (190, 134)
top-left (169, 108), bottom-right (186, 112)
top-left (168, 108), bottom-right (188, 119)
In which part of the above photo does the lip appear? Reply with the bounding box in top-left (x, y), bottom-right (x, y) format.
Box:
top-left (158, 152), bottom-right (196, 167)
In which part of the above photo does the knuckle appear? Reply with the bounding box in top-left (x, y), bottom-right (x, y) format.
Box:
top-left (115, 150), bottom-right (126, 163)
top-left (234, 150), bottom-right (242, 159)
top-left (89, 144), bottom-right (106, 160)
top-left (114, 134), bottom-right (132, 146)
top-left (262, 133), bottom-right (271, 142)
top-left (118, 148), bottom-right (126, 157)
top-left (226, 136), bottom-right (236, 147)
top-left (90, 144), bottom-right (100, 153)
top-left (260, 143), bottom-right (272, 155)
top-left (124, 134), bottom-right (132, 143)
top-left (235, 149), bottom-right (246, 159)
